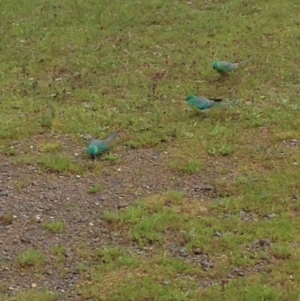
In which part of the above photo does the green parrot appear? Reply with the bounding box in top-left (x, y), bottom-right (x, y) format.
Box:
top-left (212, 59), bottom-right (250, 74)
top-left (186, 95), bottom-right (235, 111)
top-left (87, 132), bottom-right (118, 158)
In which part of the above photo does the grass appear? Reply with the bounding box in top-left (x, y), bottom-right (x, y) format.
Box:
top-left (2, 0), bottom-right (300, 300)
top-left (40, 142), bottom-right (63, 153)
top-left (43, 221), bottom-right (65, 234)
top-left (0, 213), bottom-right (14, 226)
top-left (17, 249), bottom-right (45, 267)
top-left (88, 184), bottom-right (103, 194)
top-left (38, 154), bottom-right (84, 174)
top-left (1, 290), bottom-right (59, 301)
top-left (81, 192), bottom-right (300, 300)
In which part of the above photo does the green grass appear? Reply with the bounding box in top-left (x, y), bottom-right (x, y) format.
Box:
top-left (40, 142), bottom-right (63, 153)
top-left (0, 213), bottom-right (14, 226)
top-left (88, 184), bottom-right (103, 194)
top-left (38, 154), bottom-right (84, 174)
top-left (1, 290), bottom-right (59, 301)
top-left (43, 221), bottom-right (65, 234)
top-left (2, 0), bottom-right (300, 300)
top-left (50, 245), bottom-right (66, 256)
top-left (17, 249), bottom-right (45, 267)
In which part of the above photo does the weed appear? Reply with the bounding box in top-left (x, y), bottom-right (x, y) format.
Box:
top-left (0, 213), bottom-right (14, 226)
top-left (0, 280), bottom-right (9, 294)
top-left (17, 249), bottom-right (45, 267)
top-left (1, 147), bottom-right (17, 156)
top-left (76, 262), bottom-right (89, 272)
top-left (2, 289), bottom-right (59, 301)
top-left (43, 221), bottom-right (65, 234)
top-left (170, 157), bottom-right (205, 174)
top-left (50, 245), bottom-right (66, 255)
top-left (40, 143), bottom-right (63, 153)
top-left (102, 153), bottom-right (122, 163)
top-left (50, 245), bottom-right (66, 265)
top-left (88, 184), bottom-right (102, 194)
top-left (38, 154), bottom-right (83, 174)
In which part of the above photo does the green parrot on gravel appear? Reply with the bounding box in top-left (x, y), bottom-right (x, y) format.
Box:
top-left (212, 59), bottom-right (250, 74)
top-left (87, 132), bottom-right (118, 158)
top-left (186, 95), bottom-right (236, 111)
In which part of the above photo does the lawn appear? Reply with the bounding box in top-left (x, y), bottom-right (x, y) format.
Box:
top-left (1, 0), bottom-right (300, 300)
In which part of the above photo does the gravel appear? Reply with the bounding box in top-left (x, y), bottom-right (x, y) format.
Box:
top-left (0, 147), bottom-right (218, 299)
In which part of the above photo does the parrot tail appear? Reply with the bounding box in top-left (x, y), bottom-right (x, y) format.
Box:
top-left (233, 59), bottom-right (251, 69)
top-left (209, 98), bottom-right (223, 102)
top-left (212, 101), bottom-right (239, 108)
top-left (105, 132), bottom-right (119, 144)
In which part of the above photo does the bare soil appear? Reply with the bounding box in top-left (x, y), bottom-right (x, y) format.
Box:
top-left (0, 142), bottom-right (223, 299)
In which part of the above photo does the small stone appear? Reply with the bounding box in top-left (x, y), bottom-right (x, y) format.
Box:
top-left (0, 190), bottom-right (9, 197)
top-left (214, 231), bottom-right (223, 237)
top-left (259, 238), bottom-right (271, 247)
top-left (99, 194), bottom-right (106, 201)
top-left (20, 236), bottom-right (31, 243)
top-left (251, 239), bottom-right (259, 247)
top-left (82, 133), bottom-right (93, 140)
top-left (178, 248), bottom-right (188, 257)
top-left (194, 248), bottom-right (203, 255)
top-left (31, 283), bottom-right (37, 288)
top-left (195, 184), bottom-right (214, 191)
top-left (200, 260), bottom-right (214, 270)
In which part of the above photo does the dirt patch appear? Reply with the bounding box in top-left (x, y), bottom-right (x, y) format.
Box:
top-left (0, 144), bottom-right (220, 299)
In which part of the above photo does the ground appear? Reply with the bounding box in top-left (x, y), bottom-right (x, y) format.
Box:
top-left (0, 145), bottom-right (216, 298)
top-left (2, 0), bottom-right (300, 300)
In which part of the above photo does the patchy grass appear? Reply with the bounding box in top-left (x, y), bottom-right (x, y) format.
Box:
top-left (38, 154), bottom-right (84, 174)
top-left (0, 213), bottom-right (14, 226)
top-left (0, 281), bottom-right (9, 296)
top-left (82, 191), bottom-right (300, 300)
top-left (50, 245), bottom-right (66, 256)
top-left (105, 191), bottom-right (185, 245)
top-left (17, 249), bottom-right (45, 267)
top-left (2, 0), bottom-right (300, 300)
top-left (1, 290), bottom-right (59, 301)
top-left (87, 184), bottom-right (103, 194)
top-left (43, 221), bottom-right (65, 234)
top-left (40, 142), bottom-right (63, 153)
